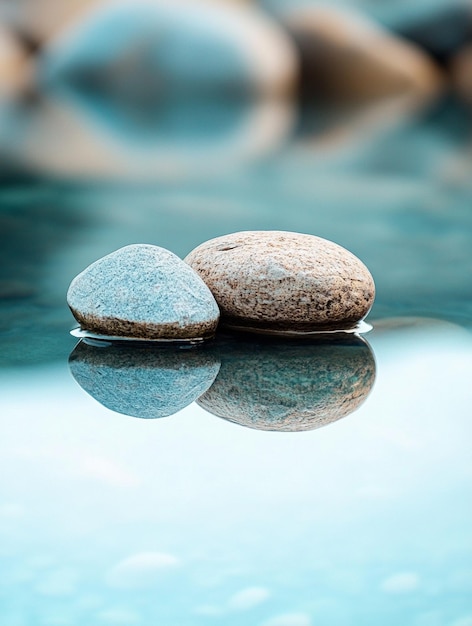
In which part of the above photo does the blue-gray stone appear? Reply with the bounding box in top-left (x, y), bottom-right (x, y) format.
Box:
top-left (39, 0), bottom-right (296, 100)
top-left (67, 244), bottom-right (219, 340)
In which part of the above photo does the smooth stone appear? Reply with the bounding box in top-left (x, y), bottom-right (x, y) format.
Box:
top-left (451, 44), bottom-right (472, 105)
top-left (67, 244), bottom-right (220, 340)
top-left (198, 334), bottom-right (376, 432)
top-left (185, 231), bottom-right (375, 333)
top-left (280, 6), bottom-right (444, 101)
top-left (69, 341), bottom-right (220, 419)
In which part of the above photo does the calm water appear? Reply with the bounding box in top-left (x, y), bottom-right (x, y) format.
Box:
top-left (1, 95), bottom-right (471, 625)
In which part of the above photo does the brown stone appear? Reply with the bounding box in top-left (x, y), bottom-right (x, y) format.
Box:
top-left (185, 231), bottom-right (375, 333)
top-left (0, 23), bottom-right (31, 95)
top-left (1, 0), bottom-right (101, 44)
top-left (281, 6), bottom-right (444, 101)
top-left (451, 44), bottom-right (472, 105)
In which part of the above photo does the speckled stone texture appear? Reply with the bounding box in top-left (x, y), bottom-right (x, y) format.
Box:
top-left (198, 334), bottom-right (376, 432)
top-left (69, 340), bottom-right (220, 419)
top-left (185, 231), bottom-right (375, 332)
top-left (67, 244), bottom-right (220, 339)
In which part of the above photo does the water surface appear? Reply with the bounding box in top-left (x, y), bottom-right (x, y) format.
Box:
top-left (0, 95), bottom-right (471, 625)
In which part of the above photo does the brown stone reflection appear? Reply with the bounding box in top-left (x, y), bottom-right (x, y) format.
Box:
top-left (198, 333), bottom-right (376, 432)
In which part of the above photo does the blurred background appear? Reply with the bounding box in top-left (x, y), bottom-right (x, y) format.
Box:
top-left (0, 0), bottom-right (471, 366)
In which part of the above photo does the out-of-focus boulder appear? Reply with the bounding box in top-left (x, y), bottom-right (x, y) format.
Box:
top-left (39, 0), bottom-right (298, 98)
top-left (451, 44), bottom-right (472, 104)
top-left (9, 0), bottom-right (298, 180)
top-left (280, 5), bottom-right (444, 102)
top-left (0, 0), bottom-right (102, 46)
top-left (0, 22), bottom-right (31, 94)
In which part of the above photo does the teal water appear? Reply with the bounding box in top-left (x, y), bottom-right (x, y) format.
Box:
top-left (0, 320), bottom-right (471, 626)
top-left (0, 95), bottom-right (471, 625)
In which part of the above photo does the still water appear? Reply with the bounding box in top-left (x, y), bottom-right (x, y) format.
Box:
top-left (1, 95), bottom-right (471, 625)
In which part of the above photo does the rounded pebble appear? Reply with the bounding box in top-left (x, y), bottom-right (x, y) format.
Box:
top-left (185, 231), bottom-right (375, 333)
top-left (69, 341), bottom-right (220, 419)
top-left (198, 334), bottom-right (376, 432)
top-left (67, 244), bottom-right (220, 340)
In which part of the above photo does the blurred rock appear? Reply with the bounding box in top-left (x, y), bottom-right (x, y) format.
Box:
top-left (394, 3), bottom-right (472, 64)
top-left (369, 316), bottom-right (472, 338)
top-left (2, 0), bottom-right (299, 182)
top-left (67, 244), bottom-right (220, 340)
top-left (39, 0), bottom-right (298, 98)
top-left (69, 340), bottom-right (220, 418)
top-left (451, 44), bottom-right (472, 104)
top-left (198, 333), bottom-right (376, 431)
top-left (0, 0), bottom-right (102, 46)
top-left (185, 231), bottom-right (375, 333)
top-left (0, 22), bottom-right (31, 94)
top-left (281, 5), bottom-right (444, 101)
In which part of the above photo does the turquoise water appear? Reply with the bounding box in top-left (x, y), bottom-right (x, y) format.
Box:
top-left (0, 95), bottom-right (471, 625)
top-left (0, 320), bottom-right (471, 625)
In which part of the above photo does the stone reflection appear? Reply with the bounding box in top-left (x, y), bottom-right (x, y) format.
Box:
top-left (68, 340), bottom-right (220, 419)
top-left (0, 92), bottom-right (294, 181)
top-left (198, 333), bottom-right (376, 432)
top-left (68, 333), bottom-right (376, 429)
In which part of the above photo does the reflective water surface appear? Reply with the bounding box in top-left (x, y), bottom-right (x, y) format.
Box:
top-left (0, 318), bottom-right (471, 625)
top-left (1, 92), bottom-right (471, 624)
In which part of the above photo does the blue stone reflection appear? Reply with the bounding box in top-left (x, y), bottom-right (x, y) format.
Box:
top-left (69, 339), bottom-right (220, 419)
